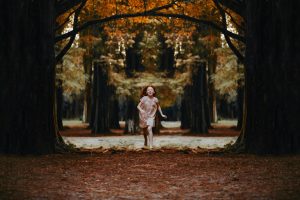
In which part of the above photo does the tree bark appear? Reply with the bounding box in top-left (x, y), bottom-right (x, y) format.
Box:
top-left (124, 97), bottom-right (139, 134)
top-left (207, 54), bottom-right (218, 123)
top-left (109, 86), bottom-right (121, 129)
top-left (235, 0), bottom-right (300, 154)
top-left (180, 90), bottom-right (192, 129)
top-left (82, 57), bottom-right (92, 123)
top-left (92, 62), bottom-right (110, 134)
top-left (181, 63), bottom-right (210, 133)
top-left (160, 44), bottom-right (175, 77)
top-left (56, 81), bottom-right (64, 130)
top-left (0, 0), bottom-right (56, 154)
top-left (89, 62), bottom-right (97, 128)
top-left (190, 63), bottom-right (210, 133)
top-left (236, 82), bottom-right (244, 130)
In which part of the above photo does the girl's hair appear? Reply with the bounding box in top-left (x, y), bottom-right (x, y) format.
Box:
top-left (140, 85), bottom-right (156, 98)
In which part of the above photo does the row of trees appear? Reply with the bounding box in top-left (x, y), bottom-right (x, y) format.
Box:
top-left (0, 0), bottom-right (299, 154)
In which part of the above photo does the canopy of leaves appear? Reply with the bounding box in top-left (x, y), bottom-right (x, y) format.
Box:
top-left (55, 0), bottom-right (245, 106)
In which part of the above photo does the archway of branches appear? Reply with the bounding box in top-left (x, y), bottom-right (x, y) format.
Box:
top-left (57, 11), bottom-right (242, 141)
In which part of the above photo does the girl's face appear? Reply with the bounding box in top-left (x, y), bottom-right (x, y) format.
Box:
top-left (146, 87), bottom-right (155, 96)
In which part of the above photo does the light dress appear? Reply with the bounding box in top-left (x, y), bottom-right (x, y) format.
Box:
top-left (139, 96), bottom-right (159, 128)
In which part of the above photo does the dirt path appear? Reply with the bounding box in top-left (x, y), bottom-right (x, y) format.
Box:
top-left (1, 152), bottom-right (300, 199)
top-left (60, 120), bottom-right (240, 137)
top-left (63, 135), bottom-right (237, 149)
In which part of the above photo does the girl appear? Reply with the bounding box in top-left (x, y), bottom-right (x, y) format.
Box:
top-left (137, 86), bottom-right (167, 149)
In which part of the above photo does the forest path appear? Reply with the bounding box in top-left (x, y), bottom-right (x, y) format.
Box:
top-left (62, 120), bottom-right (238, 150)
top-left (63, 135), bottom-right (237, 150)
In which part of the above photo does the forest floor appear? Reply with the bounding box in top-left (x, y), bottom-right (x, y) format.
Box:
top-left (1, 121), bottom-right (299, 199)
top-left (1, 153), bottom-right (300, 199)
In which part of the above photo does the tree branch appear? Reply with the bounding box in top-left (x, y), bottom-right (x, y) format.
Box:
top-left (55, 7), bottom-right (245, 44)
top-left (221, 5), bottom-right (245, 32)
top-left (55, 0), bottom-right (86, 63)
top-left (214, 0), bottom-right (245, 63)
top-left (148, 12), bottom-right (245, 42)
top-left (55, 0), bottom-right (84, 17)
top-left (216, 0), bottom-right (245, 18)
top-left (55, 8), bottom-right (77, 31)
top-left (55, 2), bottom-right (177, 42)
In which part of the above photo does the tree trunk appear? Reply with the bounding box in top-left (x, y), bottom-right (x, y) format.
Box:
top-left (164, 47), bottom-right (175, 77)
top-left (190, 63), bottom-right (210, 133)
top-left (180, 88), bottom-right (192, 129)
top-left (207, 54), bottom-right (218, 123)
top-left (109, 86), bottom-right (120, 129)
top-left (56, 81), bottom-right (64, 130)
top-left (92, 62), bottom-right (110, 134)
top-left (181, 63), bottom-right (210, 133)
top-left (89, 62), bottom-right (97, 128)
top-left (0, 0), bottom-right (56, 154)
top-left (236, 83), bottom-right (244, 130)
top-left (235, 0), bottom-right (300, 154)
top-left (82, 57), bottom-right (92, 123)
top-left (125, 47), bottom-right (136, 77)
top-left (124, 97), bottom-right (139, 134)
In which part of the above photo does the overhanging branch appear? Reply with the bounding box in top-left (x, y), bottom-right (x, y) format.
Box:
top-left (55, 2), bottom-right (177, 42)
top-left (55, 0), bottom-right (84, 17)
top-left (216, 0), bottom-right (245, 18)
top-left (55, 0), bottom-right (86, 63)
top-left (214, 0), bottom-right (245, 63)
top-left (55, 10), bottom-right (245, 44)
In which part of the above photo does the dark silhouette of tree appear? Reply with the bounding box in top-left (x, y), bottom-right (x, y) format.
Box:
top-left (233, 0), bottom-right (300, 154)
top-left (181, 62), bottom-right (210, 133)
top-left (0, 1), bottom-right (57, 154)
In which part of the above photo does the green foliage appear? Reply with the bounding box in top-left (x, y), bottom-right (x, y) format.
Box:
top-left (211, 47), bottom-right (244, 102)
top-left (138, 31), bottom-right (162, 71)
top-left (56, 47), bottom-right (88, 100)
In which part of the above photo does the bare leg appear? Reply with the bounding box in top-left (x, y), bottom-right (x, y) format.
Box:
top-left (147, 125), bottom-right (153, 148)
top-left (143, 128), bottom-right (148, 146)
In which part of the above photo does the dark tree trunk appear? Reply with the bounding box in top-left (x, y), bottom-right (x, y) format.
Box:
top-left (207, 54), bottom-right (218, 123)
top-left (190, 63), bottom-right (210, 133)
top-left (236, 83), bottom-right (244, 130)
top-left (109, 86), bottom-right (120, 129)
top-left (235, 0), bottom-right (300, 154)
top-left (158, 34), bottom-right (175, 77)
top-left (125, 34), bottom-right (145, 77)
top-left (124, 97), bottom-right (139, 134)
top-left (162, 48), bottom-right (175, 77)
top-left (91, 62), bottom-right (110, 134)
top-left (82, 57), bottom-right (92, 123)
top-left (180, 63), bottom-right (210, 133)
top-left (180, 92), bottom-right (192, 129)
top-left (0, 1), bottom-right (56, 154)
top-left (56, 81), bottom-right (64, 130)
top-left (125, 47), bottom-right (137, 77)
top-left (89, 62), bottom-right (97, 128)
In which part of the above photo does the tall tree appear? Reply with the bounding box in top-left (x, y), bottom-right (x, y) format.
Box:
top-left (91, 62), bottom-right (110, 133)
top-left (181, 62), bottom-right (210, 133)
top-left (0, 1), bottom-right (56, 154)
top-left (234, 0), bottom-right (300, 153)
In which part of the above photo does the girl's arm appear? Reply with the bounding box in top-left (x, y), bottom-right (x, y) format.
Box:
top-left (157, 104), bottom-right (167, 119)
top-left (137, 102), bottom-right (146, 113)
